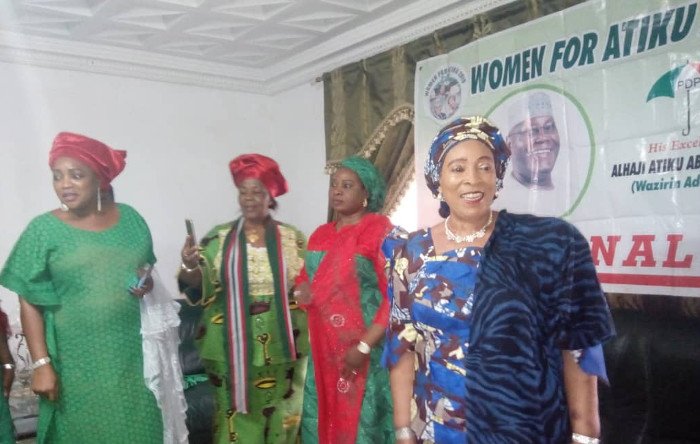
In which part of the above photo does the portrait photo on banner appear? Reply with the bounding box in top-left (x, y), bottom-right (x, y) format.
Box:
top-left (489, 87), bottom-right (594, 218)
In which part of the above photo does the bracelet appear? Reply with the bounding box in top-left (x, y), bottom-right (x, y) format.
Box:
top-left (31, 356), bottom-right (52, 370)
top-left (2, 363), bottom-right (14, 370)
top-left (180, 262), bottom-right (199, 273)
top-left (572, 433), bottom-right (600, 444)
top-left (395, 426), bottom-right (415, 440)
top-left (357, 341), bottom-right (371, 355)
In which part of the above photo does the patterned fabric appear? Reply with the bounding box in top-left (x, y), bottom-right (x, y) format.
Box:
top-left (384, 210), bottom-right (614, 443)
top-left (0, 204), bottom-right (162, 444)
top-left (297, 213), bottom-right (394, 444)
top-left (424, 116), bottom-right (510, 198)
top-left (139, 270), bottom-right (189, 444)
top-left (219, 220), bottom-right (298, 413)
top-left (180, 219), bottom-right (308, 444)
top-left (384, 230), bottom-right (480, 443)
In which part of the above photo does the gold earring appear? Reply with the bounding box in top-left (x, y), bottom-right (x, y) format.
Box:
top-left (362, 198), bottom-right (368, 208)
top-left (97, 187), bottom-right (102, 212)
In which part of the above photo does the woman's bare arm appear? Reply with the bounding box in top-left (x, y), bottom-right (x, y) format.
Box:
top-left (20, 298), bottom-right (59, 401)
top-left (563, 350), bottom-right (600, 441)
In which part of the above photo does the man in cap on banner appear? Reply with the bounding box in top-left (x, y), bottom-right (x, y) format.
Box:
top-left (507, 91), bottom-right (561, 190)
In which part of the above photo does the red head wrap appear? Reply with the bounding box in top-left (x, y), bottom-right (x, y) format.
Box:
top-left (48, 132), bottom-right (127, 190)
top-left (228, 154), bottom-right (288, 198)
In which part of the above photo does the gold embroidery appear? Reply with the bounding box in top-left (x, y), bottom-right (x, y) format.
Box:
top-left (254, 377), bottom-right (277, 389)
top-left (283, 414), bottom-right (301, 429)
top-left (247, 246), bottom-right (275, 296)
top-left (256, 333), bottom-right (272, 365)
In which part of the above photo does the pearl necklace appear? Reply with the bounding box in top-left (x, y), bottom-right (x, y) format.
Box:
top-left (444, 211), bottom-right (493, 243)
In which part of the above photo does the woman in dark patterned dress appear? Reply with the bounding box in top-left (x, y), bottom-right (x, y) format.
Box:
top-left (384, 116), bottom-right (614, 444)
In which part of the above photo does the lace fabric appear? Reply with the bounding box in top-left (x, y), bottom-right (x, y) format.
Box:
top-left (300, 213), bottom-right (394, 444)
top-left (140, 268), bottom-right (189, 444)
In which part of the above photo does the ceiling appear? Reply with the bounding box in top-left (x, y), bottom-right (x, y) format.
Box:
top-left (0, 0), bottom-right (511, 94)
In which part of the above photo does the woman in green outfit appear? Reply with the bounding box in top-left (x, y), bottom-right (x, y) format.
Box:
top-left (0, 132), bottom-right (172, 444)
top-left (294, 156), bottom-right (394, 444)
top-left (178, 153), bottom-right (308, 444)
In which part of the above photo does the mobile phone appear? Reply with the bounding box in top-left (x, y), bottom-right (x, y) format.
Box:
top-left (136, 264), bottom-right (153, 289)
top-left (185, 218), bottom-right (197, 245)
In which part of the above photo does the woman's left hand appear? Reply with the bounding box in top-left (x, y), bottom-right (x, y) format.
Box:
top-left (129, 277), bottom-right (153, 298)
top-left (341, 345), bottom-right (368, 378)
top-left (129, 266), bottom-right (154, 298)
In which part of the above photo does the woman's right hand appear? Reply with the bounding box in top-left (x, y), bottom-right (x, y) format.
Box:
top-left (181, 235), bottom-right (200, 269)
top-left (32, 364), bottom-right (59, 401)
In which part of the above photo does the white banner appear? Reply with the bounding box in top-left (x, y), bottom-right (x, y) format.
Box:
top-left (415, 0), bottom-right (700, 296)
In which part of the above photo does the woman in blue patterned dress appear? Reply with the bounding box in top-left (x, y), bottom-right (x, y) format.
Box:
top-left (384, 116), bottom-right (614, 444)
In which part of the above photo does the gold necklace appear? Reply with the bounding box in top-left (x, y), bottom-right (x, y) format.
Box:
top-left (444, 212), bottom-right (493, 243)
top-left (245, 230), bottom-right (262, 243)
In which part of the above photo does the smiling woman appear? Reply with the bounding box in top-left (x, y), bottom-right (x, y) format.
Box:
top-left (438, 139), bottom-right (498, 231)
top-left (384, 116), bottom-right (614, 444)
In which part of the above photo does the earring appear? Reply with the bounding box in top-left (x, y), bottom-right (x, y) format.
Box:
top-left (97, 187), bottom-right (102, 212)
top-left (362, 198), bottom-right (368, 208)
top-left (437, 191), bottom-right (444, 202)
top-left (60, 202), bottom-right (69, 212)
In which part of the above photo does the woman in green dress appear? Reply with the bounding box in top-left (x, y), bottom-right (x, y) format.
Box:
top-left (0, 132), bottom-right (169, 443)
top-left (178, 153), bottom-right (308, 444)
top-left (294, 156), bottom-right (394, 444)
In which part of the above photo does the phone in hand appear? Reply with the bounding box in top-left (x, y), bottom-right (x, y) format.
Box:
top-left (136, 264), bottom-right (153, 289)
top-left (185, 218), bottom-right (197, 245)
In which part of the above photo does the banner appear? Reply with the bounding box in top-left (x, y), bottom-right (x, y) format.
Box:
top-left (415, 0), bottom-right (700, 297)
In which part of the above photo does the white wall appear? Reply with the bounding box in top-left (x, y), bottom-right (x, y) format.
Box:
top-left (0, 62), bottom-right (327, 328)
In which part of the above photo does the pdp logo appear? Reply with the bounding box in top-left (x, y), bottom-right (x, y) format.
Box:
top-left (647, 61), bottom-right (700, 136)
top-left (424, 64), bottom-right (467, 121)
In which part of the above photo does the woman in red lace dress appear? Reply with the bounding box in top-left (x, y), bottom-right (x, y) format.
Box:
top-left (295, 156), bottom-right (394, 444)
